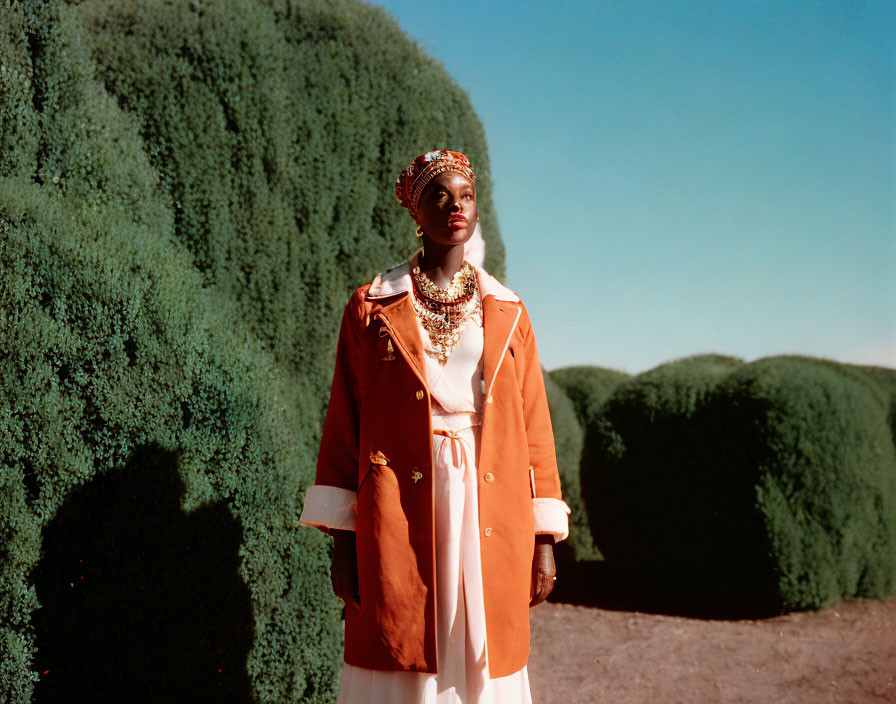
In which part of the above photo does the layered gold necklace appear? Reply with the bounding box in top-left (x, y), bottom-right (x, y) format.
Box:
top-left (411, 259), bottom-right (481, 365)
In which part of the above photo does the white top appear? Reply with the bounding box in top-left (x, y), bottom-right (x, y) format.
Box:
top-left (419, 303), bottom-right (485, 418)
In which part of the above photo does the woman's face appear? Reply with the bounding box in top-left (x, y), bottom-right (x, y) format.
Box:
top-left (414, 171), bottom-right (478, 246)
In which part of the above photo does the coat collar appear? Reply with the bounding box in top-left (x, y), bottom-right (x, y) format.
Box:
top-left (367, 247), bottom-right (520, 303)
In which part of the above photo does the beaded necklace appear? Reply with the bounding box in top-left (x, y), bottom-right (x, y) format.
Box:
top-left (411, 260), bottom-right (481, 365)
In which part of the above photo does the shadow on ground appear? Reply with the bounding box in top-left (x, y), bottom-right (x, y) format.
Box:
top-left (549, 543), bottom-right (784, 621)
top-left (30, 443), bottom-right (255, 704)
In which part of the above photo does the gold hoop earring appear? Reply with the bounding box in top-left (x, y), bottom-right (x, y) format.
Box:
top-left (415, 225), bottom-right (423, 238)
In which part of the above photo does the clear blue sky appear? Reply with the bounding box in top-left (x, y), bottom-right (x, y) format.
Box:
top-left (372, 0), bottom-right (894, 374)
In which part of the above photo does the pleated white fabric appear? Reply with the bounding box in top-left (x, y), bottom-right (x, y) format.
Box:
top-left (336, 306), bottom-right (533, 704)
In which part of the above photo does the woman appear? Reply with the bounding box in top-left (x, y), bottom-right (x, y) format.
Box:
top-left (300, 149), bottom-right (571, 703)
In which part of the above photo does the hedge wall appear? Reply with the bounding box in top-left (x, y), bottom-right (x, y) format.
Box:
top-left (541, 371), bottom-right (587, 563)
top-left (0, 1), bottom-right (502, 701)
top-left (581, 354), bottom-right (896, 614)
top-left (551, 366), bottom-right (632, 430)
top-left (548, 365), bottom-right (630, 564)
top-left (858, 364), bottom-right (896, 444)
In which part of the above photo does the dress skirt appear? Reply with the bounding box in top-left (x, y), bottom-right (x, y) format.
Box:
top-left (336, 409), bottom-right (532, 704)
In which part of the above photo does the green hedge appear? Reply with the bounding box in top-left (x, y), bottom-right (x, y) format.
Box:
top-left (542, 370), bottom-right (587, 563)
top-left (582, 354), bottom-right (896, 613)
top-left (551, 365), bottom-right (632, 429)
top-left (37, 0), bottom-right (505, 417)
top-left (1, 183), bottom-right (334, 702)
top-left (858, 364), bottom-right (896, 444)
top-left (0, 1), bottom-right (502, 701)
top-left (548, 365), bottom-right (630, 564)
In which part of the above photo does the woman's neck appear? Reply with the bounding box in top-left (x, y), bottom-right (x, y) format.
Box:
top-left (417, 241), bottom-right (466, 288)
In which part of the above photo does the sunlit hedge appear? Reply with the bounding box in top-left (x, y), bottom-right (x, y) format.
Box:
top-left (0, 1), bottom-right (502, 701)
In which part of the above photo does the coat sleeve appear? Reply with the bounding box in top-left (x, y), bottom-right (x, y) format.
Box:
top-left (299, 287), bottom-right (367, 534)
top-left (518, 302), bottom-right (571, 543)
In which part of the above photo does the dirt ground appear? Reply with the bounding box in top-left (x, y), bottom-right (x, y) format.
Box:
top-left (528, 596), bottom-right (896, 704)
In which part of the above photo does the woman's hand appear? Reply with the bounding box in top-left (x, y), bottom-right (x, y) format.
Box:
top-left (529, 534), bottom-right (556, 606)
top-left (330, 529), bottom-right (361, 610)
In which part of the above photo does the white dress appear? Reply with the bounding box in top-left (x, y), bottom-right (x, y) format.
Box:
top-left (335, 305), bottom-right (533, 704)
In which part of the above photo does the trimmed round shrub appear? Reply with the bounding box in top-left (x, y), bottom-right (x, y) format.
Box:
top-left (584, 353), bottom-right (896, 614)
top-left (0, 0), bottom-right (503, 701)
top-left (711, 357), bottom-right (896, 611)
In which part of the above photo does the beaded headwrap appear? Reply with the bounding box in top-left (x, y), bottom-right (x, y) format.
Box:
top-left (395, 149), bottom-right (476, 219)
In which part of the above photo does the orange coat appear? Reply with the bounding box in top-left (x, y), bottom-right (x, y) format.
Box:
top-left (304, 258), bottom-right (567, 678)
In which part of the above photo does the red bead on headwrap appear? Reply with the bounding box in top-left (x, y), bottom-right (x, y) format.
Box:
top-left (395, 149), bottom-right (476, 219)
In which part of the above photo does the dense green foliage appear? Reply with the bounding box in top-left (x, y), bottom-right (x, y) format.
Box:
top-left (548, 365), bottom-right (630, 563)
top-left (580, 354), bottom-right (896, 613)
top-left (551, 365), bottom-right (632, 429)
top-left (0, 1), bottom-right (502, 701)
top-left (858, 364), bottom-right (896, 443)
top-left (542, 370), bottom-right (588, 562)
top-left (1, 183), bottom-right (327, 702)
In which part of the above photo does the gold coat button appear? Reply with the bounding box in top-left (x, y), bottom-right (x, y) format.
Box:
top-left (416, 389), bottom-right (424, 400)
top-left (484, 472), bottom-right (495, 483)
top-left (484, 527), bottom-right (493, 537)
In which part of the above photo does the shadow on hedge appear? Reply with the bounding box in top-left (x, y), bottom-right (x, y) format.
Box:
top-left (31, 444), bottom-right (254, 703)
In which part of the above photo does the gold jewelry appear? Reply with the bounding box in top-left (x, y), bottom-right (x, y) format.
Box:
top-left (413, 262), bottom-right (477, 302)
top-left (410, 260), bottom-right (481, 365)
top-left (415, 225), bottom-right (423, 238)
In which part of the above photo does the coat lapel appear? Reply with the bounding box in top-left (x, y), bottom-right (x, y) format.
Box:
top-left (369, 293), bottom-right (426, 381)
top-left (481, 296), bottom-right (522, 400)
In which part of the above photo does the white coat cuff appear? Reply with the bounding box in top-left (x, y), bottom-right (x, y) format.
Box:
top-left (300, 485), bottom-right (357, 532)
top-left (533, 497), bottom-right (571, 543)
